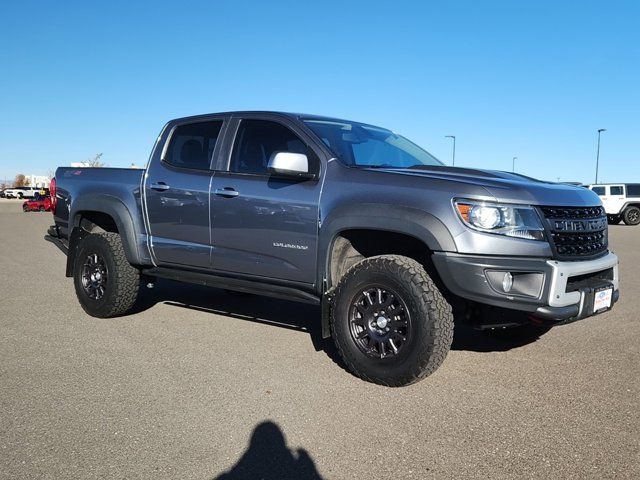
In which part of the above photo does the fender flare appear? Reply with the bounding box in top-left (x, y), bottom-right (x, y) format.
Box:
top-left (621, 202), bottom-right (640, 213)
top-left (66, 194), bottom-right (142, 276)
top-left (317, 203), bottom-right (457, 291)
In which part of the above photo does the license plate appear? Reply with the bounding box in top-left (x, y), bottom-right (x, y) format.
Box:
top-left (593, 287), bottom-right (613, 312)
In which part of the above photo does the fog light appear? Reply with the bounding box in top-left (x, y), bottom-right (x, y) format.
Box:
top-left (502, 272), bottom-right (513, 293)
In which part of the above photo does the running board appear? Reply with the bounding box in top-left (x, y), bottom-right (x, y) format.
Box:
top-left (142, 267), bottom-right (321, 305)
top-left (44, 231), bottom-right (69, 255)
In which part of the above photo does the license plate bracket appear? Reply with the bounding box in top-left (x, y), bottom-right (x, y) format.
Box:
top-left (592, 285), bottom-right (613, 313)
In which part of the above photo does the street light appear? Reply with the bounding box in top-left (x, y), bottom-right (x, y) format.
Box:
top-left (595, 128), bottom-right (606, 184)
top-left (512, 156), bottom-right (517, 173)
top-left (445, 135), bottom-right (456, 166)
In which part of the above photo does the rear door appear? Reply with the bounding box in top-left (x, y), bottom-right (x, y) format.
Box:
top-left (209, 116), bottom-right (323, 284)
top-left (144, 117), bottom-right (226, 268)
top-left (607, 185), bottom-right (626, 215)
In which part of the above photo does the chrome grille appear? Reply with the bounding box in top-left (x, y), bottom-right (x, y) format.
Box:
top-left (540, 206), bottom-right (608, 259)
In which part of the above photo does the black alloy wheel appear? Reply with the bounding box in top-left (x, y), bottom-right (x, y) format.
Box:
top-left (348, 286), bottom-right (412, 359)
top-left (81, 253), bottom-right (109, 300)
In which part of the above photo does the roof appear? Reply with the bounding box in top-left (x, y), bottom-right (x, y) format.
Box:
top-left (168, 111), bottom-right (382, 128)
top-left (589, 183), bottom-right (640, 186)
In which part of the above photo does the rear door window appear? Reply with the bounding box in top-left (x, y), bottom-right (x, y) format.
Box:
top-left (164, 121), bottom-right (223, 170)
top-left (609, 185), bottom-right (624, 196)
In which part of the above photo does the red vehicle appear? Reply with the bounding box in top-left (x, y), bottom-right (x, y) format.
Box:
top-left (23, 195), bottom-right (52, 212)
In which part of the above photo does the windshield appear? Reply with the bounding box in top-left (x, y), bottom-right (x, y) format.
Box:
top-left (303, 119), bottom-right (443, 168)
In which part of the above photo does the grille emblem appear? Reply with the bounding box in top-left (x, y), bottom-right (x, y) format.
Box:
top-left (553, 218), bottom-right (607, 232)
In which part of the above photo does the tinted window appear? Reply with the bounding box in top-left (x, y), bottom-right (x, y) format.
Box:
top-left (610, 186), bottom-right (624, 196)
top-left (591, 186), bottom-right (605, 196)
top-left (230, 120), bottom-right (316, 175)
top-left (165, 121), bottom-right (223, 170)
top-left (626, 184), bottom-right (640, 197)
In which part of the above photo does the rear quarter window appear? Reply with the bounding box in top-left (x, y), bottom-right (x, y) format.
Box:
top-left (626, 184), bottom-right (640, 197)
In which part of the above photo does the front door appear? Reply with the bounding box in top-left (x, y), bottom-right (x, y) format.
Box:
top-left (144, 119), bottom-right (224, 268)
top-left (209, 118), bottom-right (322, 284)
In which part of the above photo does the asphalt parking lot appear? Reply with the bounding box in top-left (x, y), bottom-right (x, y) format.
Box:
top-left (1, 199), bottom-right (638, 479)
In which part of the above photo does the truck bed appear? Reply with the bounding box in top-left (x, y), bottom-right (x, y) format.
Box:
top-left (53, 166), bottom-right (147, 246)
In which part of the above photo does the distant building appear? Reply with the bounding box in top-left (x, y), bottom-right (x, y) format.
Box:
top-left (28, 175), bottom-right (50, 188)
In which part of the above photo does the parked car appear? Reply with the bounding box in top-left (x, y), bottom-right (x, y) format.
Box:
top-left (23, 195), bottom-right (52, 212)
top-left (588, 183), bottom-right (640, 225)
top-left (47, 111), bottom-right (620, 386)
top-left (4, 186), bottom-right (39, 199)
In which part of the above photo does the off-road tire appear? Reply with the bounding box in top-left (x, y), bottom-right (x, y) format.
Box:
top-left (331, 255), bottom-right (453, 387)
top-left (622, 206), bottom-right (640, 226)
top-left (73, 232), bottom-right (140, 318)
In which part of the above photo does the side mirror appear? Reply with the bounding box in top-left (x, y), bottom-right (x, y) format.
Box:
top-left (267, 152), bottom-right (314, 179)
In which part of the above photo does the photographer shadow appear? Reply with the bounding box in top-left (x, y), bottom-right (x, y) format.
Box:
top-left (214, 421), bottom-right (323, 480)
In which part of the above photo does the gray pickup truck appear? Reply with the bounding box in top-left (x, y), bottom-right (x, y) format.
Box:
top-left (49, 111), bottom-right (620, 386)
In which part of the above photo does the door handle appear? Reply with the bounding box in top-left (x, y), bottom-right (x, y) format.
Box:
top-left (150, 182), bottom-right (170, 191)
top-left (215, 187), bottom-right (239, 198)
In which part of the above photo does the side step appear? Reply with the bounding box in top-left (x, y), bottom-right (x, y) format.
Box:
top-left (142, 266), bottom-right (321, 305)
top-left (44, 225), bottom-right (69, 255)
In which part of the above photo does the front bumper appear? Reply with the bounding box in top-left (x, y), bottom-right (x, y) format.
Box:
top-left (433, 251), bottom-right (619, 322)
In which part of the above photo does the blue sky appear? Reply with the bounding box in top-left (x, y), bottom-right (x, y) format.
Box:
top-left (1, 0), bottom-right (638, 185)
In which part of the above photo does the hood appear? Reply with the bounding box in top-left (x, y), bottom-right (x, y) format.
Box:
top-left (369, 165), bottom-right (601, 207)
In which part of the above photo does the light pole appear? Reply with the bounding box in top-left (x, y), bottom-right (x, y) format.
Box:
top-left (512, 156), bottom-right (517, 173)
top-left (445, 135), bottom-right (456, 166)
top-left (595, 128), bottom-right (606, 184)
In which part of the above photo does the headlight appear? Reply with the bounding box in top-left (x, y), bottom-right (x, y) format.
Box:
top-left (454, 200), bottom-right (545, 241)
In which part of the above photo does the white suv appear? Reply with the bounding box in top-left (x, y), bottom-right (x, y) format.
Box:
top-left (588, 183), bottom-right (640, 225)
top-left (3, 187), bottom-right (39, 199)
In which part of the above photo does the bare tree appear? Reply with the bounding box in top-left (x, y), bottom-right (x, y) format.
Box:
top-left (13, 174), bottom-right (30, 187)
top-left (85, 153), bottom-right (105, 168)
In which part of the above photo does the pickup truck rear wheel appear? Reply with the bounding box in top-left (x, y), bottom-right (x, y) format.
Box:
top-left (331, 255), bottom-right (453, 387)
top-left (73, 232), bottom-right (140, 318)
top-left (622, 206), bottom-right (640, 225)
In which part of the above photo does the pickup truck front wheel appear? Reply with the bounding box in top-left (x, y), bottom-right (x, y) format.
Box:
top-left (73, 232), bottom-right (140, 318)
top-left (331, 255), bottom-right (454, 387)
